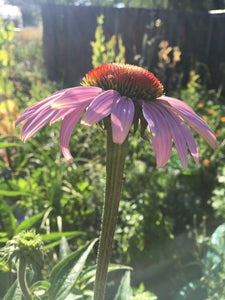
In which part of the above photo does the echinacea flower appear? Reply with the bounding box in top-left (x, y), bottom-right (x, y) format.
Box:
top-left (15, 63), bottom-right (217, 170)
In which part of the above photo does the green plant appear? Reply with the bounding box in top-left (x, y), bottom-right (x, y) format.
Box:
top-left (0, 18), bottom-right (14, 96)
top-left (211, 166), bottom-right (225, 219)
top-left (91, 14), bottom-right (125, 68)
top-left (174, 224), bottom-right (225, 300)
top-left (1, 231), bottom-right (153, 300)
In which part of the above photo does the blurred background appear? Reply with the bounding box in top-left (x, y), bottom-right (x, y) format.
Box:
top-left (0, 0), bottom-right (225, 299)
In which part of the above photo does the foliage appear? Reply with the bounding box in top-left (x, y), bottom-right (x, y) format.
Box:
top-left (0, 18), bottom-right (14, 96)
top-left (174, 223), bottom-right (225, 300)
top-left (91, 14), bottom-right (125, 69)
top-left (211, 166), bottom-right (225, 219)
top-left (0, 13), bottom-right (225, 300)
top-left (132, 282), bottom-right (158, 299)
top-left (1, 231), bottom-right (151, 299)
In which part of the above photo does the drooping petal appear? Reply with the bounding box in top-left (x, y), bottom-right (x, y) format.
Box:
top-left (142, 101), bottom-right (172, 168)
top-left (16, 91), bottom-right (69, 127)
top-left (158, 96), bottom-right (218, 150)
top-left (50, 108), bottom-right (76, 125)
top-left (156, 102), bottom-right (199, 166)
top-left (20, 107), bottom-right (57, 142)
top-left (154, 102), bottom-right (189, 170)
top-left (16, 103), bottom-right (54, 128)
top-left (60, 107), bottom-right (85, 162)
top-left (111, 96), bottom-right (134, 144)
top-left (81, 90), bottom-right (120, 127)
top-left (23, 89), bottom-right (69, 113)
top-left (51, 86), bottom-right (103, 109)
top-left (169, 110), bottom-right (199, 166)
top-left (15, 109), bottom-right (37, 127)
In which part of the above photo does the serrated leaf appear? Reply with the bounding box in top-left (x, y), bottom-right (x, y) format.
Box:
top-left (3, 280), bottom-right (22, 300)
top-left (48, 238), bottom-right (98, 300)
top-left (114, 271), bottom-right (132, 300)
top-left (16, 211), bottom-right (46, 234)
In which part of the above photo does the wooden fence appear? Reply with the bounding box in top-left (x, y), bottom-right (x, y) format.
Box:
top-left (41, 4), bottom-right (225, 91)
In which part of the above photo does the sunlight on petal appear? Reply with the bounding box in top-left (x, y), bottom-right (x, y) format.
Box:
top-left (143, 101), bottom-right (172, 168)
top-left (81, 90), bottom-right (119, 127)
top-left (111, 96), bottom-right (134, 144)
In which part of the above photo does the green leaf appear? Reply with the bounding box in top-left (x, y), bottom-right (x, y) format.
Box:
top-left (43, 232), bottom-right (84, 250)
top-left (0, 143), bottom-right (21, 148)
top-left (205, 223), bottom-right (225, 272)
top-left (0, 260), bottom-right (10, 272)
top-left (59, 236), bottom-right (72, 261)
top-left (41, 231), bottom-right (84, 243)
top-left (16, 211), bottom-right (46, 234)
top-left (0, 190), bottom-right (29, 196)
top-left (0, 232), bottom-right (8, 243)
top-left (65, 293), bottom-right (84, 300)
top-left (80, 264), bottom-right (133, 287)
top-left (48, 238), bottom-right (98, 300)
top-left (115, 271), bottom-right (132, 300)
top-left (0, 48), bottom-right (8, 66)
top-left (3, 279), bottom-right (22, 300)
top-left (0, 200), bottom-right (16, 237)
top-left (31, 281), bottom-right (51, 295)
top-left (44, 240), bottom-right (65, 250)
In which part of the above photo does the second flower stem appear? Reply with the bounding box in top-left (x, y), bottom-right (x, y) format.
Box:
top-left (93, 127), bottom-right (128, 300)
top-left (18, 258), bottom-right (32, 300)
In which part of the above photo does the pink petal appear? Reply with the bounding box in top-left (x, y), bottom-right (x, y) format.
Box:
top-left (142, 101), bottom-right (172, 168)
top-left (81, 90), bottom-right (119, 127)
top-left (15, 109), bottom-right (37, 127)
top-left (158, 96), bottom-right (218, 150)
top-left (170, 110), bottom-right (199, 166)
top-left (23, 89), bottom-right (68, 113)
top-left (20, 107), bottom-right (57, 142)
top-left (154, 102), bottom-right (188, 170)
top-left (60, 107), bottom-right (85, 162)
top-left (111, 96), bottom-right (134, 144)
top-left (50, 108), bottom-right (77, 125)
top-left (51, 86), bottom-right (103, 109)
top-left (16, 92), bottom-right (67, 127)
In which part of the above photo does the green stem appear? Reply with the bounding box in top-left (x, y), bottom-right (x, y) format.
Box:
top-left (93, 127), bottom-right (128, 300)
top-left (18, 258), bottom-right (32, 300)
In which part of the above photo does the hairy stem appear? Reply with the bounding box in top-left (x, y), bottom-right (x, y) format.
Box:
top-left (93, 127), bottom-right (128, 300)
top-left (18, 258), bottom-right (32, 300)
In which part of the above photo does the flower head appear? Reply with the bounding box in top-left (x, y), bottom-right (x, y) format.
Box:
top-left (15, 63), bottom-right (217, 169)
top-left (1, 230), bottom-right (44, 268)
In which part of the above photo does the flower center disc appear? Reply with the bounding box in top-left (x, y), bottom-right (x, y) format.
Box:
top-left (82, 63), bottom-right (164, 101)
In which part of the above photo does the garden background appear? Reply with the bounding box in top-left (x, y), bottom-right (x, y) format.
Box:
top-left (0, 0), bottom-right (225, 299)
